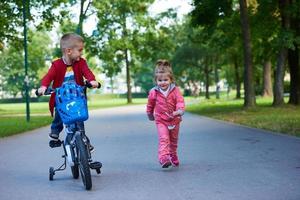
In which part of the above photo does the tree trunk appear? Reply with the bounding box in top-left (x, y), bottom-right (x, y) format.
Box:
top-left (122, 13), bottom-right (132, 103)
top-left (262, 60), bottom-right (273, 97)
top-left (234, 57), bottom-right (241, 99)
top-left (288, 45), bottom-right (300, 104)
top-left (215, 66), bottom-right (220, 99)
top-left (192, 81), bottom-right (199, 96)
top-left (273, 48), bottom-right (287, 105)
top-left (287, 2), bottom-right (300, 105)
top-left (273, 0), bottom-right (290, 106)
top-left (239, 0), bottom-right (256, 108)
top-left (110, 77), bottom-right (114, 94)
top-left (76, 0), bottom-right (91, 36)
top-left (205, 61), bottom-right (210, 99)
top-left (125, 48), bottom-right (132, 103)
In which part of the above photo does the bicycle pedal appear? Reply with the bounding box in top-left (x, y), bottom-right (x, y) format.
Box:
top-left (90, 161), bottom-right (102, 169)
top-left (49, 140), bottom-right (62, 148)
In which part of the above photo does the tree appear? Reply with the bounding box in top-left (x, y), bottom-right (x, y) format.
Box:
top-left (273, 0), bottom-right (290, 106)
top-left (76, 0), bottom-right (92, 35)
top-left (239, 0), bottom-right (256, 107)
top-left (0, 0), bottom-right (71, 45)
top-left (90, 0), bottom-right (155, 103)
top-left (0, 30), bottom-right (51, 97)
top-left (191, 0), bottom-right (256, 106)
top-left (287, 1), bottom-right (300, 105)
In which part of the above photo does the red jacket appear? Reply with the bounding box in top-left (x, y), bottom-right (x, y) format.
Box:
top-left (146, 84), bottom-right (185, 126)
top-left (41, 58), bottom-right (96, 116)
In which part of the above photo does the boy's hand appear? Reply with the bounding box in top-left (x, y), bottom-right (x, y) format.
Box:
top-left (90, 80), bottom-right (99, 88)
top-left (37, 86), bottom-right (47, 95)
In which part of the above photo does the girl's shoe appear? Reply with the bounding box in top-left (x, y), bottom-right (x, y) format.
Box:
top-left (170, 155), bottom-right (179, 167)
top-left (160, 157), bottom-right (172, 168)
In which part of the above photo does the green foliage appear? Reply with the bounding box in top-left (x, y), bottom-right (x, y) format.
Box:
top-left (89, 0), bottom-right (179, 93)
top-left (0, 0), bottom-right (23, 46)
top-left (191, 0), bottom-right (233, 27)
top-left (0, 0), bottom-right (70, 45)
top-left (0, 30), bottom-right (51, 97)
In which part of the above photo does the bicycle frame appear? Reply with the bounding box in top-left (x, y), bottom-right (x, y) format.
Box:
top-left (37, 81), bottom-right (102, 190)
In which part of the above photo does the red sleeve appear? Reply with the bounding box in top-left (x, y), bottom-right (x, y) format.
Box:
top-left (41, 62), bottom-right (56, 87)
top-left (81, 59), bottom-right (96, 82)
top-left (146, 89), bottom-right (156, 114)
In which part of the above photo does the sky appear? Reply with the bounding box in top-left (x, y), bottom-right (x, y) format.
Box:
top-left (149, 0), bottom-right (193, 17)
top-left (83, 0), bottom-right (193, 35)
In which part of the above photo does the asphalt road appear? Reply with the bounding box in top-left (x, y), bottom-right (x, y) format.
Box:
top-left (0, 105), bottom-right (300, 200)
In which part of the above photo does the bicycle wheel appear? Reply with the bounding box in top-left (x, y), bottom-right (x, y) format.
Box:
top-left (71, 152), bottom-right (79, 179)
top-left (75, 133), bottom-right (92, 190)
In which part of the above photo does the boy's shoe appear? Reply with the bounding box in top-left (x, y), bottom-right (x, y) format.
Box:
top-left (170, 155), bottom-right (180, 167)
top-left (160, 157), bottom-right (172, 168)
top-left (49, 132), bottom-right (59, 141)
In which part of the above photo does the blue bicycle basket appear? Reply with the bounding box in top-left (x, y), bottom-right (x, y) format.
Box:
top-left (55, 82), bottom-right (89, 124)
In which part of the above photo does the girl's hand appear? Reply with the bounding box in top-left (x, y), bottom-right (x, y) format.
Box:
top-left (173, 110), bottom-right (184, 116)
top-left (147, 113), bottom-right (155, 121)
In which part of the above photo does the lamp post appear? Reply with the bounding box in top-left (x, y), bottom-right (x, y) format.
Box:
top-left (23, 0), bottom-right (30, 122)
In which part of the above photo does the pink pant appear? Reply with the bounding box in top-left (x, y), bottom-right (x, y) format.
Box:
top-left (156, 123), bottom-right (180, 162)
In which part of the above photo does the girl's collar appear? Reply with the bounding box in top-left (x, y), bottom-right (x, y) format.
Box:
top-left (154, 83), bottom-right (176, 91)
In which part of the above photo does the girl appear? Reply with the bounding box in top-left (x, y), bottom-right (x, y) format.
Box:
top-left (146, 60), bottom-right (185, 168)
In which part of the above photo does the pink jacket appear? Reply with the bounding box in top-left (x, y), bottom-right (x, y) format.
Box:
top-left (146, 84), bottom-right (185, 126)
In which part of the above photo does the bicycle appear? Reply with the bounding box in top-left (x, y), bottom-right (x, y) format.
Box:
top-left (36, 81), bottom-right (102, 190)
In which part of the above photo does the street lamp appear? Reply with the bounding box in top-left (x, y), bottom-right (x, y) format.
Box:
top-left (23, 0), bottom-right (30, 122)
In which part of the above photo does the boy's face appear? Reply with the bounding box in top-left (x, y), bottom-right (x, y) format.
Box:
top-left (66, 42), bottom-right (84, 62)
top-left (156, 73), bottom-right (171, 91)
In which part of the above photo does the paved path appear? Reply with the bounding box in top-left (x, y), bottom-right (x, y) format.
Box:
top-left (0, 105), bottom-right (300, 200)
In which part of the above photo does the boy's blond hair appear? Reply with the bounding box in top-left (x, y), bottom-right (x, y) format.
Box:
top-left (154, 59), bottom-right (175, 83)
top-left (60, 33), bottom-right (84, 51)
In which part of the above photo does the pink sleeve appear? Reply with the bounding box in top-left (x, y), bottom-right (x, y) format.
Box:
top-left (175, 87), bottom-right (185, 112)
top-left (146, 89), bottom-right (156, 114)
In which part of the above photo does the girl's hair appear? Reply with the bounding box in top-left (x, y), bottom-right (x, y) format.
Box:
top-left (60, 33), bottom-right (84, 50)
top-left (154, 59), bottom-right (175, 83)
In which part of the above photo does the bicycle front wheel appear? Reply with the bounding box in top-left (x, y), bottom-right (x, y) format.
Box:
top-left (75, 133), bottom-right (92, 190)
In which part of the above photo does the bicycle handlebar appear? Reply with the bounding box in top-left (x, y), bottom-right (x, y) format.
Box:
top-left (35, 87), bottom-right (54, 97)
top-left (35, 81), bottom-right (101, 97)
top-left (84, 81), bottom-right (101, 89)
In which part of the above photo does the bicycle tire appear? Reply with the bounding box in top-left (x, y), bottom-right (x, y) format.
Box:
top-left (65, 140), bottom-right (79, 179)
top-left (71, 162), bottom-right (79, 179)
top-left (75, 133), bottom-right (92, 190)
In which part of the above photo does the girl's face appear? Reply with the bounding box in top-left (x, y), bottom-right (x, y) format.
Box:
top-left (66, 42), bottom-right (84, 62)
top-left (156, 73), bottom-right (171, 91)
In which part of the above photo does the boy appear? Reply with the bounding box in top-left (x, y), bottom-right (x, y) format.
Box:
top-left (38, 33), bottom-right (98, 150)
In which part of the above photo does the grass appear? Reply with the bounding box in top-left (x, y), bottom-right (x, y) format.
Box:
top-left (1, 94), bottom-right (300, 138)
top-left (186, 97), bottom-right (300, 137)
top-left (0, 97), bottom-right (147, 138)
top-left (0, 116), bottom-right (53, 137)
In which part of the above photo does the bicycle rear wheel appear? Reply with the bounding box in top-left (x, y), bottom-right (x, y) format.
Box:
top-left (75, 133), bottom-right (92, 190)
